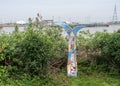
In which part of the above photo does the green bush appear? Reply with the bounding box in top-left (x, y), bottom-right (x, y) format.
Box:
top-left (77, 30), bottom-right (120, 74)
top-left (2, 29), bottom-right (53, 77)
top-left (45, 28), bottom-right (67, 58)
top-left (102, 32), bottom-right (120, 69)
top-left (0, 26), bottom-right (67, 78)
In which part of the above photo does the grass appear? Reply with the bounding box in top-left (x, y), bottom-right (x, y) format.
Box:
top-left (67, 73), bottom-right (120, 86)
top-left (0, 71), bottom-right (120, 86)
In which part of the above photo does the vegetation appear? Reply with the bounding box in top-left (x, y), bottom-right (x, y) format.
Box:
top-left (0, 19), bottom-right (120, 85)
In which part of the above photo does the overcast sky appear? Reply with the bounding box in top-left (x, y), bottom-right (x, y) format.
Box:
top-left (0, 0), bottom-right (120, 23)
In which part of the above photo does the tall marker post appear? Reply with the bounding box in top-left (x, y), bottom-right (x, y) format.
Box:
top-left (56, 23), bottom-right (85, 76)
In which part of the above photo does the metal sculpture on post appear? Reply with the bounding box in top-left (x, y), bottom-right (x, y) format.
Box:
top-left (56, 23), bottom-right (85, 76)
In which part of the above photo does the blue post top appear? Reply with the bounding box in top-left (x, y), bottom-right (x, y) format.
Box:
top-left (56, 23), bottom-right (85, 36)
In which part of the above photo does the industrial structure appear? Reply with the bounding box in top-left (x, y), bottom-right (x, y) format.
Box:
top-left (112, 4), bottom-right (118, 23)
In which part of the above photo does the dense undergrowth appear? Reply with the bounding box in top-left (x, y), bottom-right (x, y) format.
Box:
top-left (0, 20), bottom-right (120, 85)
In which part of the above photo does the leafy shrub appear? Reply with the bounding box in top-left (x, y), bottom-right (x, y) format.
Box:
top-left (77, 30), bottom-right (120, 74)
top-left (45, 28), bottom-right (67, 58)
top-left (0, 26), bottom-right (67, 78)
top-left (2, 29), bottom-right (54, 77)
top-left (102, 33), bottom-right (120, 69)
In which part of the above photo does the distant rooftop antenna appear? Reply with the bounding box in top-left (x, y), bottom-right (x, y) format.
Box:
top-left (112, 4), bottom-right (118, 23)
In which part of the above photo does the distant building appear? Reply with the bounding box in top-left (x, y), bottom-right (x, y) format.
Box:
top-left (16, 20), bottom-right (27, 25)
top-left (41, 20), bottom-right (54, 26)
